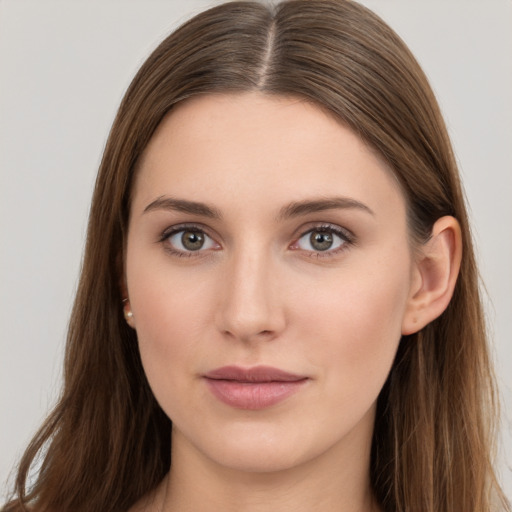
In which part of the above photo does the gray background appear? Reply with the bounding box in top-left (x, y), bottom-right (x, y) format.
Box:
top-left (1, 0), bottom-right (511, 503)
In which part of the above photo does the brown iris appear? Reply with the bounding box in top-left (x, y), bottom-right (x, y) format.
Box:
top-left (309, 230), bottom-right (333, 251)
top-left (181, 231), bottom-right (205, 251)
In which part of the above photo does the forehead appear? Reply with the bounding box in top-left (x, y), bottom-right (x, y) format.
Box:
top-left (132, 92), bottom-right (405, 219)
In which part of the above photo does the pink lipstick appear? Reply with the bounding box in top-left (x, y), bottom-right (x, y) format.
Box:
top-left (203, 366), bottom-right (308, 410)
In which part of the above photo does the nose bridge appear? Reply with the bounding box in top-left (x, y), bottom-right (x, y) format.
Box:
top-left (217, 241), bottom-right (284, 341)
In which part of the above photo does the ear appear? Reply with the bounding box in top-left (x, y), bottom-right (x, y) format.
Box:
top-left (122, 299), bottom-right (136, 329)
top-left (401, 216), bottom-right (462, 335)
top-left (118, 253), bottom-right (136, 329)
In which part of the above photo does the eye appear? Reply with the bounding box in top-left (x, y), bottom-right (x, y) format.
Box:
top-left (291, 225), bottom-right (352, 254)
top-left (163, 227), bottom-right (219, 254)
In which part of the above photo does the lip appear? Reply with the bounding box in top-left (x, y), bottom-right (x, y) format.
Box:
top-left (203, 365), bottom-right (309, 410)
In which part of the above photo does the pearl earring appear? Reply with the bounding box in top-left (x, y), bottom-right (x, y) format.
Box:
top-left (122, 298), bottom-right (134, 323)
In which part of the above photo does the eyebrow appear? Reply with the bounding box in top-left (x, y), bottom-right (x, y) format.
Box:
top-left (142, 195), bottom-right (374, 220)
top-left (143, 196), bottom-right (223, 219)
top-left (277, 197), bottom-right (374, 220)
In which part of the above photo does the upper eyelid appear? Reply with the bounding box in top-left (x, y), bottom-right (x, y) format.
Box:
top-left (160, 222), bottom-right (215, 239)
top-left (295, 222), bottom-right (355, 241)
top-left (160, 221), bottom-right (352, 234)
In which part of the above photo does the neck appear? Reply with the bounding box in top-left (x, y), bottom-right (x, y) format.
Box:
top-left (161, 422), bottom-right (379, 512)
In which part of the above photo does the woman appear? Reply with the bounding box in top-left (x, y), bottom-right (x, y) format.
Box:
top-left (3, 1), bottom-right (510, 511)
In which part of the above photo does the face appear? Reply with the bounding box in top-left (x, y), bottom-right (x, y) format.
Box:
top-left (125, 92), bottom-right (419, 475)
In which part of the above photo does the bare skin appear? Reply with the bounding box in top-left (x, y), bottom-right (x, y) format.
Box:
top-left (125, 93), bottom-right (461, 512)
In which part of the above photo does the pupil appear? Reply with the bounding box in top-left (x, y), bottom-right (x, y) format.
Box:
top-left (310, 231), bottom-right (333, 251)
top-left (182, 231), bottom-right (204, 251)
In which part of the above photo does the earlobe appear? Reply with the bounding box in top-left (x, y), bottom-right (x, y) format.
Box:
top-left (401, 216), bottom-right (462, 335)
top-left (119, 260), bottom-right (136, 329)
top-left (123, 298), bottom-right (136, 329)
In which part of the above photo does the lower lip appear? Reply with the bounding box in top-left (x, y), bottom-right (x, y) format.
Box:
top-left (204, 378), bottom-right (307, 410)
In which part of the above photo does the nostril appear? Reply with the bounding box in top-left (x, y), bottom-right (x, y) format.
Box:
top-left (221, 328), bottom-right (275, 341)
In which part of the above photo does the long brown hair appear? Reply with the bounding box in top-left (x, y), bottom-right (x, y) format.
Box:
top-left (4, 1), bottom-right (509, 511)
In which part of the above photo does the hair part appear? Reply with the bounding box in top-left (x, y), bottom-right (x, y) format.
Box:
top-left (4, 2), bottom-right (509, 511)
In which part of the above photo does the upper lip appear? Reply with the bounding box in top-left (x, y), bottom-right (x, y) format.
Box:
top-left (203, 365), bottom-right (308, 383)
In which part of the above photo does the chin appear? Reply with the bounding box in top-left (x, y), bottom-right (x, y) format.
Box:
top-left (173, 414), bottom-right (367, 477)
top-left (172, 416), bottom-right (316, 473)
top-left (208, 443), bottom-right (312, 475)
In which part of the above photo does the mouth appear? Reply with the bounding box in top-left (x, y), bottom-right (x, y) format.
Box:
top-left (203, 365), bottom-right (309, 410)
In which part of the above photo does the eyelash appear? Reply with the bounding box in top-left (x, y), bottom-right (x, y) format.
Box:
top-left (158, 223), bottom-right (355, 259)
top-left (159, 223), bottom-right (218, 258)
top-left (292, 224), bottom-right (354, 259)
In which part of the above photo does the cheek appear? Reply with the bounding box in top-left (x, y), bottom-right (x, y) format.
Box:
top-left (294, 254), bottom-right (411, 398)
top-left (126, 256), bottom-right (216, 399)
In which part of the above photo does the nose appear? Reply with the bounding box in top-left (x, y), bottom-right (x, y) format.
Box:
top-left (215, 247), bottom-right (286, 343)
